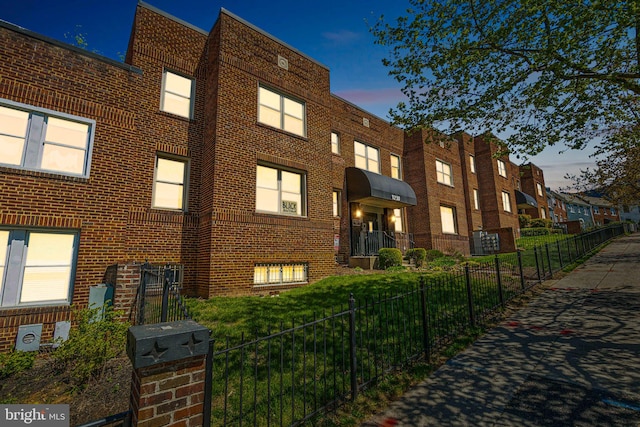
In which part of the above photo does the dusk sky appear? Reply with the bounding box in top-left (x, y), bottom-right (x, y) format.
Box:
top-left (1, 0), bottom-right (597, 190)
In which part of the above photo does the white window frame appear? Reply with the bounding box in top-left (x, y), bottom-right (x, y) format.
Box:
top-left (502, 191), bottom-right (512, 212)
top-left (497, 159), bottom-right (507, 177)
top-left (473, 189), bottom-right (480, 210)
top-left (536, 182), bottom-right (543, 197)
top-left (160, 70), bottom-right (195, 119)
top-left (436, 159), bottom-right (453, 186)
top-left (152, 155), bottom-right (189, 211)
top-left (390, 154), bottom-right (402, 180)
top-left (258, 86), bottom-right (306, 137)
top-left (354, 141), bottom-right (380, 174)
top-left (593, 206), bottom-right (599, 214)
top-left (0, 229), bottom-right (78, 307)
top-left (331, 132), bottom-right (340, 155)
top-left (611, 207), bottom-right (616, 215)
top-left (392, 208), bottom-right (404, 232)
top-left (440, 205), bottom-right (457, 234)
top-left (256, 164), bottom-right (307, 217)
top-left (253, 263), bottom-right (308, 286)
top-left (0, 99), bottom-right (95, 177)
top-left (469, 155), bottom-right (476, 174)
top-left (541, 208), bottom-right (546, 219)
top-left (332, 190), bottom-right (341, 217)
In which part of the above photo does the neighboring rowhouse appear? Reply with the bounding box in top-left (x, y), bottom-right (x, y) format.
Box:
top-left (575, 194), bottom-right (621, 226)
top-left (0, 2), bottom-right (548, 350)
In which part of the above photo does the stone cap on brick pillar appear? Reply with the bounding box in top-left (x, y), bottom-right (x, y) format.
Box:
top-left (127, 320), bottom-right (209, 369)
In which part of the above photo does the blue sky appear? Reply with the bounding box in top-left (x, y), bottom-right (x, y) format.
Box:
top-left (1, 0), bottom-right (596, 190)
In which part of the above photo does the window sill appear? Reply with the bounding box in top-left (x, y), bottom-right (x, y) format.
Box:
top-left (253, 281), bottom-right (308, 288)
top-left (157, 110), bottom-right (194, 122)
top-left (255, 211), bottom-right (308, 220)
top-left (0, 165), bottom-right (89, 183)
top-left (436, 181), bottom-right (455, 188)
top-left (256, 122), bottom-right (308, 141)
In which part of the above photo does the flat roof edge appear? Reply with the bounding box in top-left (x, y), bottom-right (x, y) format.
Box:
top-left (0, 19), bottom-right (142, 75)
top-left (138, 1), bottom-right (209, 35)
top-left (219, 8), bottom-right (329, 71)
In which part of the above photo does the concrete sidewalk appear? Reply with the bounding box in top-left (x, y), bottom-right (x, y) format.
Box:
top-left (363, 233), bottom-right (640, 426)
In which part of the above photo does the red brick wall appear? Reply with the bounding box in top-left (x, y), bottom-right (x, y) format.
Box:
top-left (520, 163), bottom-right (550, 219)
top-left (454, 132), bottom-right (483, 237)
top-left (404, 129), bottom-right (470, 255)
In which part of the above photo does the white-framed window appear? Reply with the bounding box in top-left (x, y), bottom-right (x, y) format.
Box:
top-left (332, 190), bottom-right (341, 217)
top-left (153, 155), bottom-right (188, 210)
top-left (258, 86), bottom-right (306, 137)
top-left (354, 141), bottom-right (380, 173)
top-left (497, 159), bottom-right (507, 177)
top-left (593, 206), bottom-right (599, 214)
top-left (440, 205), bottom-right (457, 234)
top-left (536, 182), bottom-right (543, 197)
top-left (473, 189), bottom-right (480, 210)
top-left (541, 208), bottom-right (546, 219)
top-left (569, 205), bottom-right (575, 213)
top-left (0, 229), bottom-right (78, 307)
top-left (160, 70), bottom-right (194, 119)
top-left (502, 191), bottom-right (512, 212)
top-left (0, 101), bottom-right (94, 177)
top-left (436, 159), bottom-right (453, 186)
top-left (611, 207), bottom-right (616, 215)
top-left (256, 164), bottom-right (306, 216)
top-left (331, 132), bottom-right (340, 154)
top-left (469, 155), bottom-right (476, 173)
top-left (392, 208), bottom-right (404, 232)
top-left (390, 154), bottom-right (402, 179)
top-left (254, 263), bottom-right (308, 286)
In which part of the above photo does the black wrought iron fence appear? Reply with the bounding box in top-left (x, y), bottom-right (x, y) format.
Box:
top-left (133, 263), bottom-right (190, 325)
top-left (202, 223), bottom-right (627, 426)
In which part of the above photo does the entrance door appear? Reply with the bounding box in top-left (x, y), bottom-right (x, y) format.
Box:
top-left (362, 211), bottom-right (382, 255)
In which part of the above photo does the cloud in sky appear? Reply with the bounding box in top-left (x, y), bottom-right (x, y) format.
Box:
top-left (321, 29), bottom-right (362, 45)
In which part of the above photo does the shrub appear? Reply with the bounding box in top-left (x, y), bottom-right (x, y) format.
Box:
top-left (385, 265), bottom-right (407, 273)
top-left (0, 350), bottom-right (35, 380)
top-left (425, 249), bottom-right (445, 262)
top-left (404, 248), bottom-right (427, 267)
top-left (378, 248), bottom-right (403, 270)
top-left (521, 227), bottom-right (551, 236)
top-left (519, 214), bottom-right (532, 229)
top-left (52, 304), bottom-right (129, 386)
top-left (530, 218), bottom-right (553, 228)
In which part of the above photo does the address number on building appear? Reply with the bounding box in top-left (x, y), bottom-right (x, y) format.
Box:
top-left (391, 194), bottom-right (401, 201)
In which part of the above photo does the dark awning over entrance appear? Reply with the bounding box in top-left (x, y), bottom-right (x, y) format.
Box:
top-left (346, 167), bottom-right (417, 208)
top-left (515, 190), bottom-right (538, 209)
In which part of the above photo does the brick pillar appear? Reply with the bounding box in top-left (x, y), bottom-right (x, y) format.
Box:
top-left (127, 320), bottom-right (210, 426)
top-left (113, 263), bottom-right (141, 322)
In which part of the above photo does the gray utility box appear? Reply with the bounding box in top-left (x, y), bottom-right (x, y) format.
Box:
top-left (89, 283), bottom-right (115, 321)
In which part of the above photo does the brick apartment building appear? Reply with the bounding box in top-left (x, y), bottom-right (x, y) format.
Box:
top-left (0, 2), bottom-right (544, 349)
top-left (519, 163), bottom-right (550, 220)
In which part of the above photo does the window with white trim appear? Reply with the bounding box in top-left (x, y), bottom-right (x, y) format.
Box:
top-left (593, 206), bottom-right (599, 214)
top-left (331, 132), bottom-right (340, 154)
top-left (153, 156), bottom-right (188, 210)
top-left (256, 164), bottom-right (306, 216)
top-left (354, 141), bottom-right (380, 173)
top-left (0, 101), bottom-right (94, 177)
top-left (160, 70), bottom-right (194, 119)
top-left (473, 189), bottom-right (480, 210)
top-left (332, 190), bottom-right (341, 217)
top-left (254, 263), bottom-right (308, 285)
top-left (440, 205), bottom-right (457, 234)
top-left (258, 86), bottom-right (306, 137)
top-left (0, 229), bottom-right (77, 307)
top-left (610, 207), bottom-right (616, 215)
top-left (469, 155), bottom-right (476, 173)
top-left (497, 159), bottom-right (507, 177)
top-left (502, 191), bottom-right (512, 212)
top-left (436, 159), bottom-right (453, 186)
top-left (390, 154), bottom-right (402, 179)
top-left (536, 182), bottom-right (543, 197)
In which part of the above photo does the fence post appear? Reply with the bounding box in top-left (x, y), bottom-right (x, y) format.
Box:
top-left (464, 265), bottom-right (475, 327)
top-left (517, 250), bottom-right (525, 291)
top-left (127, 320), bottom-right (210, 426)
top-left (545, 243), bottom-right (553, 277)
top-left (419, 278), bottom-right (430, 363)
top-left (494, 255), bottom-right (504, 307)
top-left (566, 237), bottom-right (573, 264)
top-left (161, 267), bottom-right (171, 323)
top-left (348, 293), bottom-right (358, 401)
top-left (534, 246), bottom-right (542, 284)
top-left (556, 240), bottom-right (563, 268)
top-left (138, 264), bottom-right (148, 325)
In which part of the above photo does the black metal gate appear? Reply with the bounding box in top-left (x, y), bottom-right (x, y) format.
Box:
top-left (135, 263), bottom-right (190, 325)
